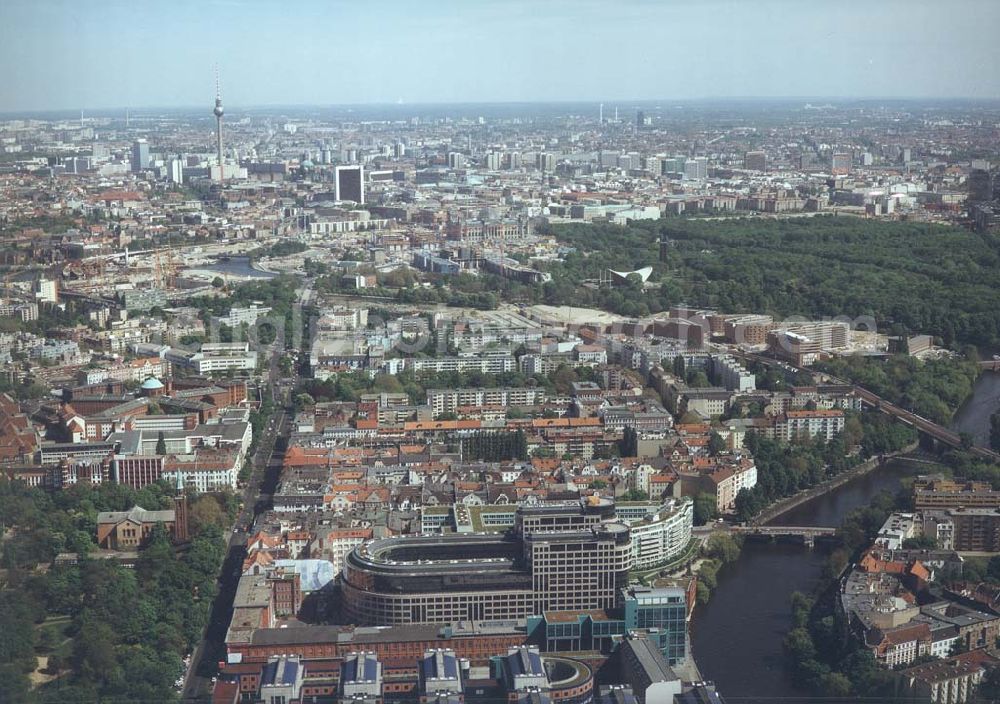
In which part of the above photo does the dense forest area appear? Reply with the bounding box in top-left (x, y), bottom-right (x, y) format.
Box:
top-left (541, 216), bottom-right (1000, 347)
top-left (0, 479), bottom-right (233, 703)
top-left (816, 353), bottom-right (982, 425)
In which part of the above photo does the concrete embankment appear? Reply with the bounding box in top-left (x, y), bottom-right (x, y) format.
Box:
top-left (753, 442), bottom-right (919, 526)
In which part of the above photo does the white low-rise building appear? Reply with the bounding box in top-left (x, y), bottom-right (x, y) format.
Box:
top-left (167, 342), bottom-right (258, 374)
top-left (876, 512), bottom-right (920, 550)
top-left (212, 304), bottom-right (273, 329)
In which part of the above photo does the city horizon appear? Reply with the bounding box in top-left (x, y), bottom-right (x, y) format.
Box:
top-left (2, 2), bottom-right (1000, 702)
top-left (6, 94), bottom-right (1000, 119)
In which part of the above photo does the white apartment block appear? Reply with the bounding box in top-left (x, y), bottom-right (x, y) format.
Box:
top-left (31, 339), bottom-right (82, 363)
top-left (105, 357), bottom-right (166, 384)
top-left (425, 387), bottom-right (546, 415)
top-left (519, 354), bottom-right (573, 376)
top-left (406, 354), bottom-right (515, 375)
top-left (575, 344), bottom-right (608, 365)
top-left (168, 342), bottom-right (258, 374)
top-left (881, 637), bottom-right (922, 669)
top-left (450, 325), bottom-right (542, 353)
top-left (0, 301), bottom-right (38, 322)
top-left (309, 217), bottom-right (390, 235)
top-left (710, 460), bottom-right (759, 513)
top-left (317, 528), bottom-right (372, 576)
top-left (164, 462), bottom-right (239, 493)
top-left (709, 354), bottom-right (756, 392)
top-left (627, 498), bottom-right (694, 570)
top-left (319, 308), bottom-right (368, 331)
top-left (212, 304), bottom-right (272, 329)
top-left (776, 410), bottom-right (846, 442)
top-left (875, 512), bottom-right (920, 550)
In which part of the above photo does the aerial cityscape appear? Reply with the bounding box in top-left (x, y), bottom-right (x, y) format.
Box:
top-left (2, 2), bottom-right (1000, 704)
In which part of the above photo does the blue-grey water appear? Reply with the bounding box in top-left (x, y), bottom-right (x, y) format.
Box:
top-left (692, 373), bottom-right (1000, 701)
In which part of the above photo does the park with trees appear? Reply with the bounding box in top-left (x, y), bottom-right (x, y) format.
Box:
top-left (0, 478), bottom-right (233, 702)
top-left (816, 352), bottom-right (981, 426)
top-left (539, 216), bottom-right (1000, 348)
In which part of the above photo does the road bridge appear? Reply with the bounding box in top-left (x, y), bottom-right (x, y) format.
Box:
top-left (730, 525), bottom-right (837, 546)
top-left (80, 247), bottom-right (163, 262)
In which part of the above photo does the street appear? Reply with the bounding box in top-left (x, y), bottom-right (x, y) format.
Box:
top-left (181, 344), bottom-right (295, 701)
top-left (180, 282), bottom-right (314, 700)
top-left (181, 405), bottom-right (289, 701)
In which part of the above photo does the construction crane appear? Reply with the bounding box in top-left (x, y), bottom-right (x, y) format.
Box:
top-left (151, 244), bottom-right (180, 290)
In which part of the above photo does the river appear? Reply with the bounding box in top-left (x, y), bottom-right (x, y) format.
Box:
top-left (952, 371), bottom-right (1000, 448)
top-left (691, 374), bottom-right (1000, 701)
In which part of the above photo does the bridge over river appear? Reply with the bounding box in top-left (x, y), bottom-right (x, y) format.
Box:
top-left (729, 525), bottom-right (837, 547)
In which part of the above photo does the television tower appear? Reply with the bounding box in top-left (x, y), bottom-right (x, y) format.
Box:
top-left (213, 69), bottom-right (225, 183)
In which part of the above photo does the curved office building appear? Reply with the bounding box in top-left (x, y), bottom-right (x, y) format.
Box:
top-left (342, 524), bottom-right (632, 626)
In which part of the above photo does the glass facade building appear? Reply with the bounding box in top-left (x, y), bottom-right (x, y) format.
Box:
top-left (527, 586), bottom-right (687, 665)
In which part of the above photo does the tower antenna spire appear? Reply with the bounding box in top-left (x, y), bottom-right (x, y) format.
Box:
top-left (213, 65), bottom-right (225, 185)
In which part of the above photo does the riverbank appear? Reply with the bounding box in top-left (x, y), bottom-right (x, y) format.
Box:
top-left (753, 442), bottom-right (919, 526)
top-left (952, 370), bottom-right (1000, 449)
top-left (632, 538), bottom-right (701, 583)
top-left (249, 257), bottom-right (279, 275)
top-left (196, 256), bottom-right (277, 280)
top-left (690, 371), bottom-right (1000, 699)
top-left (690, 456), bottom-right (946, 699)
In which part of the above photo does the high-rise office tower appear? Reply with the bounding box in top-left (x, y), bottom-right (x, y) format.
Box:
top-left (131, 139), bottom-right (150, 172)
top-left (683, 157), bottom-right (708, 180)
top-left (744, 150), bottom-right (767, 172)
top-left (831, 152), bottom-right (851, 175)
top-left (168, 158), bottom-right (184, 184)
top-left (335, 165), bottom-right (365, 204)
top-left (968, 169), bottom-right (995, 203)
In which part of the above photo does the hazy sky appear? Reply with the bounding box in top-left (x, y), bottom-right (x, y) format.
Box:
top-left (2, 0), bottom-right (999, 111)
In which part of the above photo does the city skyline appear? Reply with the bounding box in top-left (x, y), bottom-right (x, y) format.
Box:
top-left (2, 0), bottom-right (1000, 112)
top-left (2, 3), bottom-right (1000, 701)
